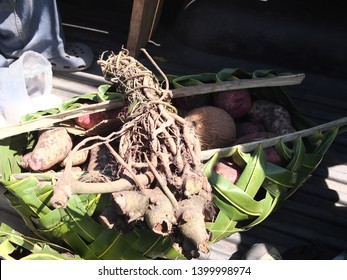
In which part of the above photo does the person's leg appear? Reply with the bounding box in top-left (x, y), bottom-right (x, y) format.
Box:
top-left (0, 0), bottom-right (64, 58)
top-left (0, 0), bottom-right (93, 71)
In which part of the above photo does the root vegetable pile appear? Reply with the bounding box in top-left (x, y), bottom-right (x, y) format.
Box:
top-left (18, 48), bottom-right (299, 259)
top-left (48, 48), bottom-right (213, 258)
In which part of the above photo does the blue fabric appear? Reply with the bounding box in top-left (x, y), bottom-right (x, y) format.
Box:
top-left (0, 0), bottom-right (65, 61)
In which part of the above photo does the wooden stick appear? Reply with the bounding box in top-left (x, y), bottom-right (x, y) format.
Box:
top-left (172, 73), bottom-right (305, 98)
top-left (201, 116), bottom-right (347, 161)
top-left (0, 99), bottom-right (124, 140)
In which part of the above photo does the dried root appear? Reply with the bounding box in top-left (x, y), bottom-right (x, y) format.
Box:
top-left (49, 48), bottom-right (213, 258)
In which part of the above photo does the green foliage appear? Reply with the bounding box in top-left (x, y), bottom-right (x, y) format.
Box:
top-left (0, 223), bottom-right (81, 260)
top-left (0, 133), bottom-right (35, 180)
top-left (1, 177), bottom-right (183, 260)
top-left (203, 128), bottom-right (338, 243)
top-left (20, 84), bottom-right (122, 122)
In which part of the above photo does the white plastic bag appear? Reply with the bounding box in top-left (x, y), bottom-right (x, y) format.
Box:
top-left (0, 51), bottom-right (61, 127)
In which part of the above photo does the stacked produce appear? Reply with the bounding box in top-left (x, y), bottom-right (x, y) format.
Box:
top-left (180, 87), bottom-right (297, 172)
top-left (13, 50), bottom-right (300, 259)
top-left (5, 49), bottom-right (344, 260)
top-left (17, 49), bottom-right (217, 259)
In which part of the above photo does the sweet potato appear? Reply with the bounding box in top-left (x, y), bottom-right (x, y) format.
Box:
top-left (234, 131), bottom-right (276, 145)
top-left (61, 149), bottom-right (89, 167)
top-left (263, 146), bottom-right (283, 165)
top-left (236, 121), bottom-right (265, 138)
top-left (75, 108), bottom-right (123, 129)
top-left (213, 89), bottom-right (252, 119)
top-left (247, 99), bottom-right (296, 135)
top-left (213, 158), bottom-right (241, 184)
top-left (234, 131), bottom-right (283, 164)
top-left (21, 128), bottom-right (73, 171)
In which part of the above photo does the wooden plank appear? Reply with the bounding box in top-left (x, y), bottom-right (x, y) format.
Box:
top-left (127, 0), bottom-right (163, 58)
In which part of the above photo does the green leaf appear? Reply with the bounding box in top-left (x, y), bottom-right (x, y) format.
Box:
top-left (213, 191), bottom-right (251, 221)
top-left (122, 229), bottom-right (177, 259)
top-left (202, 152), bottom-right (219, 178)
top-left (20, 84), bottom-right (123, 122)
top-left (64, 195), bottom-right (104, 242)
top-left (88, 229), bottom-right (146, 260)
top-left (0, 134), bottom-right (29, 180)
top-left (252, 69), bottom-right (277, 78)
top-left (20, 108), bottom-right (61, 122)
top-left (206, 211), bottom-right (240, 243)
top-left (216, 68), bottom-right (251, 81)
top-left (171, 73), bottom-right (217, 88)
top-left (210, 172), bottom-right (264, 216)
top-left (275, 139), bottom-right (293, 162)
top-left (265, 163), bottom-right (298, 187)
top-left (286, 137), bottom-right (306, 172)
top-left (242, 191), bottom-right (279, 229)
top-left (96, 84), bottom-right (122, 102)
top-left (98, 84), bottom-right (112, 96)
top-left (173, 79), bottom-right (204, 88)
top-left (62, 232), bottom-right (99, 259)
top-left (0, 238), bottom-right (17, 259)
top-left (314, 128), bottom-right (339, 155)
top-left (235, 146), bottom-right (267, 197)
top-left (262, 182), bottom-right (288, 199)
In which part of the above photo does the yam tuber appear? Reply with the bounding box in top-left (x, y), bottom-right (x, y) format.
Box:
top-left (263, 146), bottom-right (283, 165)
top-left (247, 99), bottom-right (296, 135)
top-left (110, 187), bottom-right (177, 236)
top-left (176, 196), bottom-right (210, 259)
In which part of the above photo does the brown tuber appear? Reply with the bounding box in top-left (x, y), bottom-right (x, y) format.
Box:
top-left (176, 196), bottom-right (210, 258)
top-left (247, 99), bottom-right (296, 135)
top-left (20, 128), bottom-right (73, 171)
top-left (111, 187), bottom-right (177, 236)
top-left (61, 149), bottom-right (89, 167)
